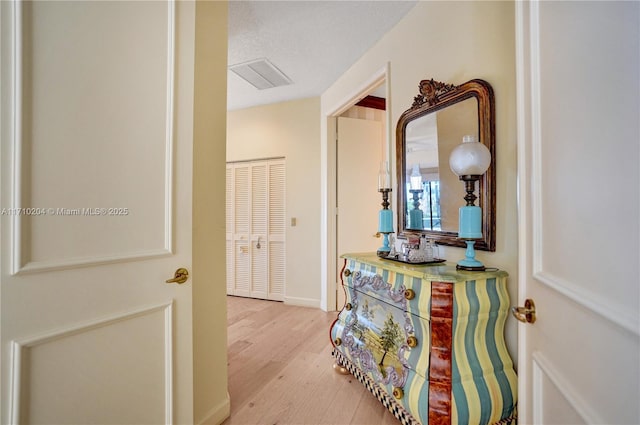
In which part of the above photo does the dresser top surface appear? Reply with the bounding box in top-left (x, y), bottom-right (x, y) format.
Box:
top-left (341, 252), bottom-right (508, 281)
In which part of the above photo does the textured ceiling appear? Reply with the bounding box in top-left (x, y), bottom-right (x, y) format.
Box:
top-left (227, 1), bottom-right (417, 110)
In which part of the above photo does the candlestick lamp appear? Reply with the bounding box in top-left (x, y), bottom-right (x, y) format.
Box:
top-left (377, 161), bottom-right (393, 257)
top-left (449, 135), bottom-right (491, 271)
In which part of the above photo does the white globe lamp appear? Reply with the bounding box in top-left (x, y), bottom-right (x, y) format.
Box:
top-left (449, 135), bottom-right (491, 270)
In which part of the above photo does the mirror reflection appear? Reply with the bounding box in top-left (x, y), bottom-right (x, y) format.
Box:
top-left (404, 98), bottom-right (478, 232)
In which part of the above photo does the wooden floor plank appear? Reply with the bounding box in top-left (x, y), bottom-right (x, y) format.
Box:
top-left (224, 296), bottom-right (399, 425)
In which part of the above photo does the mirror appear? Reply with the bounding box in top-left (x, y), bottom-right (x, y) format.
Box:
top-left (396, 79), bottom-right (496, 251)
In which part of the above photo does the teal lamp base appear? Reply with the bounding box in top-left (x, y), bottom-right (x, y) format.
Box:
top-left (377, 206), bottom-right (393, 258)
top-left (456, 240), bottom-right (486, 271)
top-left (377, 233), bottom-right (391, 257)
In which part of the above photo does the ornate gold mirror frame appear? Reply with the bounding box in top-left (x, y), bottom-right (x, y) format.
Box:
top-left (396, 79), bottom-right (496, 251)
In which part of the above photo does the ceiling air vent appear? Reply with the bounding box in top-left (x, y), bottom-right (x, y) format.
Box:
top-left (229, 58), bottom-right (292, 90)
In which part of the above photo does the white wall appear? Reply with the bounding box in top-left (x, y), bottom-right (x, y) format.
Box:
top-left (227, 97), bottom-right (322, 307)
top-left (321, 1), bottom-right (518, 361)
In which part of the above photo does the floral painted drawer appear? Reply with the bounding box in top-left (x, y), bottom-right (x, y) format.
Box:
top-left (330, 252), bottom-right (517, 425)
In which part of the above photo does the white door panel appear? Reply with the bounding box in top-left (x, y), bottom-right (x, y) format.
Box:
top-left (14, 0), bottom-right (171, 271)
top-left (516, 1), bottom-right (639, 423)
top-left (1, 1), bottom-right (195, 423)
top-left (13, 304), bottom-right (170, 425)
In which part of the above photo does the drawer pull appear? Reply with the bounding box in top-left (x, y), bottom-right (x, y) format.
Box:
top-left (404, 289), bottom-right (416, 300)
top-left (407, 336), bottom-right (418, 348)
top-left (392, 387), bottom-right (404, 399)
top-left (344, 269), bottom-right (352, 277)
top-left (345, 303), bottom-right (353, 311)
top-left (334, 338), bottom-right (342, 346)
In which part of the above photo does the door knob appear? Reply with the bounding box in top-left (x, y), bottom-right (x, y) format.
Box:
top-left (512, 299), bottom-right (536, 323)
top-left (166, 268), bottom-right (189, 284)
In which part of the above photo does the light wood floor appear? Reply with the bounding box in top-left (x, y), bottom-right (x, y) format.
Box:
top-left (223, 296), bottom-right (399, 425)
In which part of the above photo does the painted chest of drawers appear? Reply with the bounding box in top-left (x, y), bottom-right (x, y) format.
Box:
top-left (330, 253), bottom-right (517, 425)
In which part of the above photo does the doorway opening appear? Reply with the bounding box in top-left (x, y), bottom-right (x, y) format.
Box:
top-left (322, 64), bottom-right (391, 311)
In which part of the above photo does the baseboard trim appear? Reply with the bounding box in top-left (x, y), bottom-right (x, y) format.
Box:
top-left (196, 392), bottom-right (231, 425)
top-left (284, 296), bottom-right (320, 308)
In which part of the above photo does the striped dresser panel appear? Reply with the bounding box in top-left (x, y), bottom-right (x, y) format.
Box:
top-left (450, 278), bottom-right (518, 424)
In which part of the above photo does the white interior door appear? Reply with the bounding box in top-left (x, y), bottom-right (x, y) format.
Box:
top-left (336, 116), bottom-right (383, 308)
top-left (226, 159), bottom-right (285, 301)
top-left (516, 2), bottom-right (639, 423)
top-left (1, 2), bottom-right (195, 423)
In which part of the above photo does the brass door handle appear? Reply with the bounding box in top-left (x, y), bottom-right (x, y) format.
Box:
top-left (166, 268), bottom-right (189, 284)
top-left (512, 299), bottom-right (536, 323)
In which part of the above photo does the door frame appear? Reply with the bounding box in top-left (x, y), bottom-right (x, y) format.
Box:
top-left (320, 63), bottom-right (391, 311)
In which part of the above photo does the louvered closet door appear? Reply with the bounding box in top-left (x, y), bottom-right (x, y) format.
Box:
top-left (268, 161), bottom-right (285, 301)
top-left (226, 159), bottom-right (285, 301)
top-left (225, 165), bottom-right (235, 295)
top-left (232, 164), bottom-right (250, 296)
top-left (250, 163), bottom-right (268, 299)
